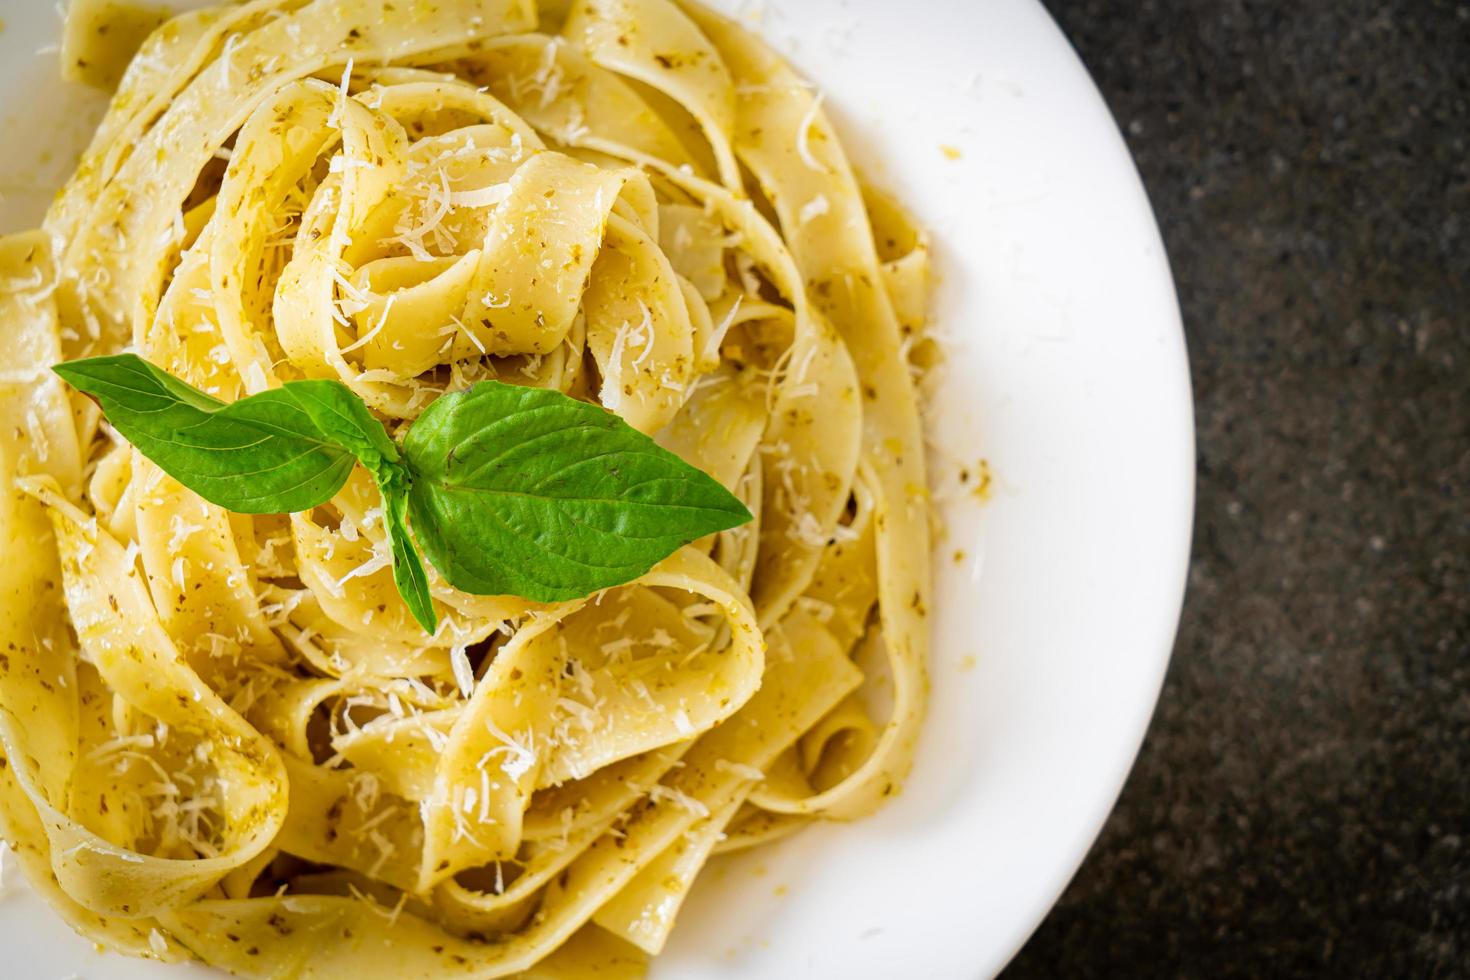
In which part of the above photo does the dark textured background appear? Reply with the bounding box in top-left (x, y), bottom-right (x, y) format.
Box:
top-left (1005, 2), bottom-right (1470, 977)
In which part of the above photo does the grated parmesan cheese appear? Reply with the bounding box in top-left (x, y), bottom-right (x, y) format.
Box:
top-left (531, 37), bottom-right (566, 108)
top-left (448, 183), bottom-right (512, 209)
top-left (335, 536), bottom-right (393, 589)
top-left (480, 720), bottom-right (537, 781)
top-left (714, 759), bottom-right (765, 781)
top-left (327, 58), bottom-right (354, 130)
top-left (450, 644), bottom-right (476, 699)
top-left (630, 300), bottom-right (656, 370)
top-left (649, 783), bottom-right (710, 819)
top-left (798, 194), bottom-right (831, 225)
top-left (340, 293), bottom-right (395, 355)
top-left (796, 92), bottom-right (827, 172)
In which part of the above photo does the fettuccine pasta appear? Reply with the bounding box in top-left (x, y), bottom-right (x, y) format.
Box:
top-left (0, 0), bottom-right (933, 975)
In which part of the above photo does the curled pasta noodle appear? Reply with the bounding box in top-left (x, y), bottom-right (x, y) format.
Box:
top-left (0, 0), bottom-right (934, 974)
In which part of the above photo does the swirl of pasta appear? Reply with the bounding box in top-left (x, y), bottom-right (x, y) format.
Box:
top-left (0, 0), bottom-right (934, 974)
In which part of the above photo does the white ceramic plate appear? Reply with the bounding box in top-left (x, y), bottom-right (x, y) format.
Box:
top-left (0, 1), bottom-right (1193, 977)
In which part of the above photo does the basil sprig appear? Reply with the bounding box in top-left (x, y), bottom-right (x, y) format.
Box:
top-left (54, 355), bottom-right (751, 634)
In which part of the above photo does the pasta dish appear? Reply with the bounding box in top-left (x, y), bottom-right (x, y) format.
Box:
top-left (0, 0), bottom-right (932, 975)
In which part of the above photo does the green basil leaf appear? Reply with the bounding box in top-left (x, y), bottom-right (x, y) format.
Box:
top-left (54, 355), bottom-right (358, 514)
top-left (276, 379), bottom-right (401, 477)
top-left (378, 471), bottom-right (437, 634)
top-left (402, 381), bottom-right (753, 601)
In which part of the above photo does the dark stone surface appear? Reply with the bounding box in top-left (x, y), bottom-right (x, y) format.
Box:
top-left (1005, 2), bottom-right (1470, 977)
